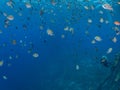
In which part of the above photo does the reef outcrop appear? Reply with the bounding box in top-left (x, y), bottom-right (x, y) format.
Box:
top-left (97, 52), bottom-right (120, 90)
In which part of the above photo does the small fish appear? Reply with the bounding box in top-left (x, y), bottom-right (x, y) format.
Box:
top-left (47, 29), bottom-right (54, 36)
top-left (0, 60), bottom-right (4, 66)
top-left (91, 40), bottom-right (96, 44)
top-left (76, 65), bottom-right (80, 70)
top-left (102, 3), bottom-right (113, 11)
top-left (94, 36), bottom-right (102, 42)
top-left (100, 56), bottom-right (110, 67)
top-left (7, 15), bottom-right (14, 21)
top-left (114, 21), bottom-right (120, 26)
top-left (112, 37), bottom-right (117, 43)
top-left (107, 48), bottom-right (113, 54)
top-left (99, 18), bottom-right (104, 23)
top-left (33, 53), bottom-right (39, 58)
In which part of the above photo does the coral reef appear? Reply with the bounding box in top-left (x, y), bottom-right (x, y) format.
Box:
top-left (97, 52), bottom-right (120, 90)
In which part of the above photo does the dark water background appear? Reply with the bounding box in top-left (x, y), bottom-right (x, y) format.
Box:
top-left (0, 0), bottom-right (120, 90)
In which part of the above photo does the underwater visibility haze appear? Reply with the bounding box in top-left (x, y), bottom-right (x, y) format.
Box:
top-left (0, 0), bottom-right (120, 90)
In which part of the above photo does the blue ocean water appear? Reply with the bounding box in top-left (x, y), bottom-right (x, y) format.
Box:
top-left (0, 0), bottom-right (120, 90)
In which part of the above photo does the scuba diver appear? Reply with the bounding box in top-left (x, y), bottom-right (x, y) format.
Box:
top-left (100, 56), bottom-right (111, 67)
